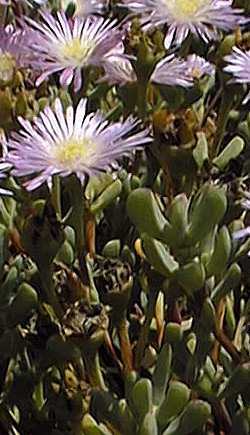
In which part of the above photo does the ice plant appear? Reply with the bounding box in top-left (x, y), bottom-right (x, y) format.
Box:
top-left (101, 53), bottom-right (213, 86)
top-left (151, 54), bottom-right (214, 86)
top-left (224, 47), bottom-right (250, 84)
top-left (61, 0), bottom-right (107, 16)
top-left (101, 57), bottom-right (136, 85)
top-left (25, 11), bottom-right (124, 91)
top-left (224, 47), bottom-right (250, 103)
top-left (6, 98), bottom-right (152, 191)
top-left (122, 0), bottom-right (247, 48)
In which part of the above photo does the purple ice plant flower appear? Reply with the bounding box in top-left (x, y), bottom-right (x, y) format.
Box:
top-left (61, 0), bottom-right (108, 16)
top-left (151, 53), bottom-right (215, 86)
top-left (101, 57), bottom-right (136, 85)
top-left (101, 53), bottom-right (214, 86)
top-left (6, 98), bottom-right (152, 191)
top-left (24, 11), bottom-right (125, 91)
top-left (224, 47), bottom-right (250, 103)
top-left (0, 25), bottom-right (27, 83)
top-left (185, 54), bottom-right (215, 80)
top-left (121, 0), bottom-right (247, 48)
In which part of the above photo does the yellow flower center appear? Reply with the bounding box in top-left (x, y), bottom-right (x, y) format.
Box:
top-left (55, 137), bottom-right (95, 168)
top-left (0, 51), bottom-right (16, 83)
top-left (59, 37), bottom-right (95, 66)
top-left (166, 0), bottom-right (205, 20)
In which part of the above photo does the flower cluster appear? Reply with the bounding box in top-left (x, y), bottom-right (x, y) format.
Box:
top-left (0, 0), bottom-right (248, 194)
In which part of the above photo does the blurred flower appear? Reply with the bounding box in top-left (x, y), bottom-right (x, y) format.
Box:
top-left (151, 54), bottom-right (214, 86)
top-left (0, 134), bottom-right (13, 196)
top-left (122, 0), bottom-right (247, 48)
top-left (224, 47), bottom-right (250, 103)
top-left (185, 54), bottom-right (215, 79)
top-left (6, 98), bottom-right (152, 190)
top-left (61, 0), bottom-right (108, 16)
top-left (25, 11), bottom-right (124, 91)
top-left (0, 25), bottom-right (27, 84)
top-left (224, 47), bottom-right (250, 83)
top-left (101, 57), bottom-right (136, 85)
top-left (101, 53), bottom-right (214, 86)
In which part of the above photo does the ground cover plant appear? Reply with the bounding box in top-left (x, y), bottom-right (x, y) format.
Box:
top-left (0, 0), bottom-right (249, 434)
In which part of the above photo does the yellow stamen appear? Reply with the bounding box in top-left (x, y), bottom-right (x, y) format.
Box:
top-left (59, 37), bottom-right (95, 66)
top-left (167, 0), bottom-right (206, 20)
top-left (55, 137), bottom-right (95, 168)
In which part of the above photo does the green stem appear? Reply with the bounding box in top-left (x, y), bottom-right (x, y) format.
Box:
top-left (40, 264), bottom-right (63, 319)
top-left (135, 288), bottom-right (159, 370)
top-left (213, 88), bottom-right (234, 157)
top-left (51, 175), bottom-right (61, 218)
top-left (118, 313), bottom-right (133, 373)
top-left (137, 81), bottom-right (148, 119)
top-left (67, 176), bottom-right (88, 285)
top-left (84, 351), bottom-right (106, 390)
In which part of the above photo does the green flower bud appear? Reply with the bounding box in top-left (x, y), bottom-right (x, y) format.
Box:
top-left (127, 188), bottom-right (169, 241)
top-left (211, 263), bottom-right (241, 304)
top-left (176, 259), bottom-right (206, 294)
top-left (157, 381), bottom-right (191, 430)
top-left (141, 234), bottom-right (179, 278)
top-left (188, 185), bottom-right (227, 244)
top-left (6, 282), bottom-right (38, 328)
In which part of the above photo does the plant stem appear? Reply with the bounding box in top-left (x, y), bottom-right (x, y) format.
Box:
top-left (41, 264), bottom-right (63, 319)
top-left (135, 288), bottom-right (159, 370)
top-left (51, 175), bottom-right (61, 218)
top-left (84, 351), bottom-right (106, 390)
top-left (213, 88), bottom-right (233, 157)
top-left (118, 314), bottom-right (133, 374)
